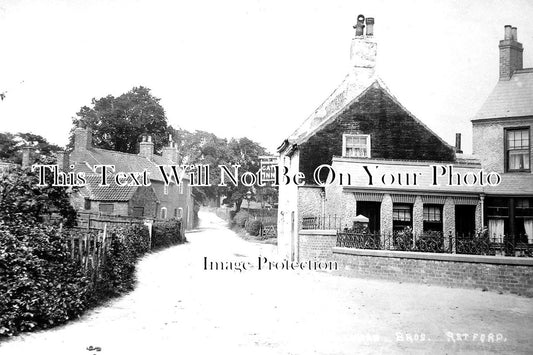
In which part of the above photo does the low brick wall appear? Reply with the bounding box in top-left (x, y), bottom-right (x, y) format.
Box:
top-left (332, 247), bottom-right (533, 297)
top-left (299, 230), bottom-right (337, 260)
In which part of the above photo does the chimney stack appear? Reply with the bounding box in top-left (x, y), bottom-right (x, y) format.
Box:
top-left (56, 151), bottom-right (70, 171)
top-left (162, 134), bottom-right (179, 163)
top-left (21, 146), bottom-right (33, 168)
top-left (499, 25), bottom-right (523, 80)
top-left (139, 135), bottom-right (154, 160)
top-left (74, 127), bottom-right (93, 151)
top-left (350, 14), bottom-right (377, 76)
top-left (455, 133), bottom-right (463, 154)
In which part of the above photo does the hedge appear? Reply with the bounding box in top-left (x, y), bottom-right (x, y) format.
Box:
top-left (0, 222), bottom-right (153, 337)
top-left (151, 219), bottom-right (185, 250)
top-left (0, 222), bottom-right (92, 337)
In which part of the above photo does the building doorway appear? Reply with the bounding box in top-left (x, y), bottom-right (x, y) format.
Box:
top-left (357, 201), bottom-right (381, 233)
top-left (455, 205), bottom-right (476, 237)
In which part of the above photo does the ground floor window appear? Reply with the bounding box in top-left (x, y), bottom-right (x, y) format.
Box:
top-left (161, 207), bottom-right (167, 219)
top-left (393, 204), bottom-right (412, 232)
top-left (423, 205), bottom-right (442, 233)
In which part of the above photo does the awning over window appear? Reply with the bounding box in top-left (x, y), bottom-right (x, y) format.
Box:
top-left (391, 194), bottom-right (416, 204)
top-left (354, 192), bottom-right (383, 202)
top-left (453, 196), bottom-right (480, 205)
top-left (422, 195), bottom-right (448, 205)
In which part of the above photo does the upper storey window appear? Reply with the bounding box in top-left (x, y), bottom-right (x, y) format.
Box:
top-left (506, 128), bottom-right (530, 172)
top-left (343, 134), bottom-right (371, 158)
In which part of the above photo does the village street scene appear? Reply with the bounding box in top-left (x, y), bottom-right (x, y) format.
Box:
top-left (0, 211), bottom-right (532, 355)
top-left (1, 1), bottom-right (533, 354)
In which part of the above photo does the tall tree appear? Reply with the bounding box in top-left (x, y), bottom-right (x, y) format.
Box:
top-left (70, 86), bottom-right (169, 153)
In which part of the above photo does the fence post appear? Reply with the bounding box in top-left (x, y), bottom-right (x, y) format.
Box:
top-left (449, 231), bottom-right (456, 254)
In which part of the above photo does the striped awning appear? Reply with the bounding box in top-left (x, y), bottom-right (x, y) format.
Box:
top-left (453, 196), bottom-right (480, 205)
top-left (354, 192), bottom-right (383, 202)
top-left (391, 194), bottom-right (416, 203)
top-left (421, 195), bottom-right (448, 205)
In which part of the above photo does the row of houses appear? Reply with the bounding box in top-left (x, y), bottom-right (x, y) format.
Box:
top-left (277, 17), bottom-right (533, 260)
top-left (3, 128), bottom-right (195, 230)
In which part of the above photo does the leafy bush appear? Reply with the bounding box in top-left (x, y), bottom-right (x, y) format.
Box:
top-left (233, 210), bottom-right (250, 227)
top-left (245, 219), bottom-right (263, 236)
top-left (152, 219), bottom-right (184, 250)
top-left (415, 231), bottom-right (445, 252)
top-left (95, 224), bottom-right (150, 297)
top-left (0, 222), bottom-right (92, 337)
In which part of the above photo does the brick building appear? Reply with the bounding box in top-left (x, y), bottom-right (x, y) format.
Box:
top-left (65, 127), bottom-right (194, 229)
top-left (277, 15), bottom-right (486, 260)
top-left (472, 25), bottom-right (533, 243)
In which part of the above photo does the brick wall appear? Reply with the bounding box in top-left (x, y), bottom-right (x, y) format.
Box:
top-left (299, 230), bottom-right (337, 260)
top-left (333, 248), bottom-right (533, 297)
top-left (472, 119), bottom-right (533, 173)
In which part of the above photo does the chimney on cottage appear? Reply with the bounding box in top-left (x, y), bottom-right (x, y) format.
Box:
top-left (162, 134), bottom-right (179, 163)
top-left (139, 135), bottom-right (154, 160)
top-left (350, 14), bottom-right (377, 76)
top-left (455, 133), bottom-right (463, 154)
top-left (21, 146), bottom-right (33, 168)
top-left (499, 25), bottom-right (523, 80)
top-left (74, 127), bottom-right (93, 151)
top-left (55, 150), bottom-right (70, 171)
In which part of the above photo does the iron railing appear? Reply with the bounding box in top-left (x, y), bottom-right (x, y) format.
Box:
top-left (336, 231), bottom-right (533, 257)
top-left (301, 215), bottom-right (346, 230)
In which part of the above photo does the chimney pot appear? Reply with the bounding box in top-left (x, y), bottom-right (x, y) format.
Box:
top-left (354, 14), bottom-right (365, 37)
top-left (504, 25), bottom-right (512, 40)
top-left (511, 27), bottom-right (517, 41)
top-left (366, 17), bottom-right (374, 36)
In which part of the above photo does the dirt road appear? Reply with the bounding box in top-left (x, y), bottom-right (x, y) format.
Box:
top-left (1, 211), bottom-right (532, 354)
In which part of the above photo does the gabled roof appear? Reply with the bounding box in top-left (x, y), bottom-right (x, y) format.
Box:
top-left (79, 174), bottom-right (141, 201)
top-left (473, 68), bottom-right (533, 121)
top-left (279, 73), bottom-right (452, 152)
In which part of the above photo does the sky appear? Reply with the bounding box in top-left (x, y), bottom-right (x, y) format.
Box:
top-left (0, 0), bottom-right (532, 154)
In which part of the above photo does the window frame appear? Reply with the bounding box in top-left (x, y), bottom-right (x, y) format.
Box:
top-left (505, 127), bottom-right (530, 173)
top-left (160, 207), bottom-right (167, 219)
top-left (392, 203), bottom-right (413, 231)
top-left (423, 204), bottom-right (443, 233)
top-left (342, 134), bottom-right (371, 158)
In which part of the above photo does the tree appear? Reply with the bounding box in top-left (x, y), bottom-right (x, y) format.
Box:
top-left (70, 86), bottom-right (169, 153)
top-left (223, 137), bottom-right (268, 211)
top-left (0, 156), bottom-right (77, 226)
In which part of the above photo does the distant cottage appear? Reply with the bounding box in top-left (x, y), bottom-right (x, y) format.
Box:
top-left (63, 127), bottom-right (194, 229)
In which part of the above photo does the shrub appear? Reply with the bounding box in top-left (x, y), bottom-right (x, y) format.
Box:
top-left (95, 224), bottom-right (150, 297)
top-left (233, 210), bottom-right (250, 228)
top-left (152, 219), bottom-right (184, 250)
top-left (0, 222), bottom-right (92, 337)
top-left (415, 231), bottom-right (445, 252)
top-left (245, 219), bottom-right (263, 236)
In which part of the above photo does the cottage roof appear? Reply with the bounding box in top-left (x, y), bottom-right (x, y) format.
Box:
top-left (74, 147), bottom-right (184, 183)
top-left (473, 69), bottom-right (533, 120)
top-left (79, 174), bottom-right (140, 201)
